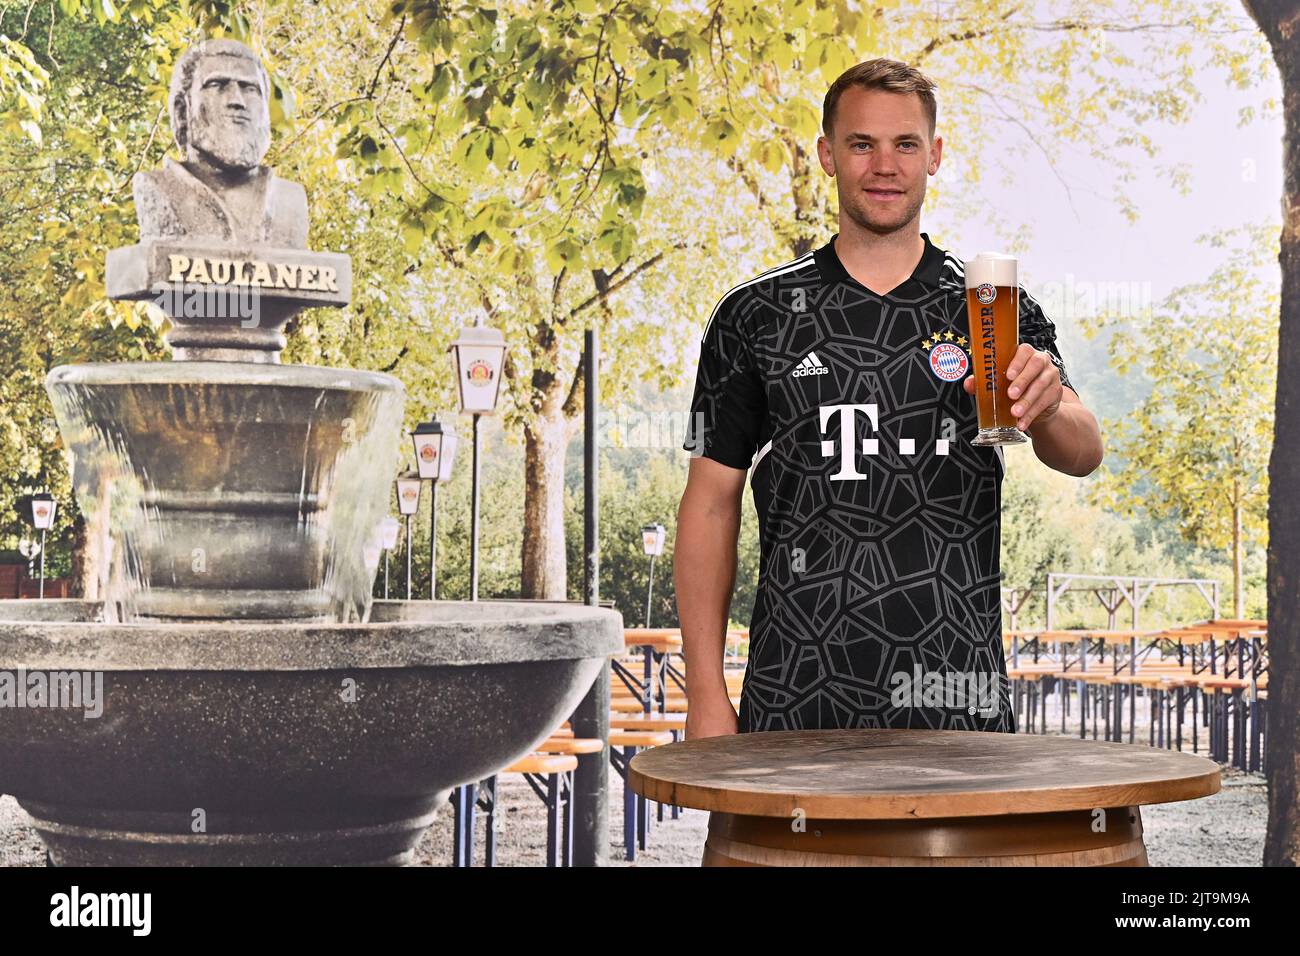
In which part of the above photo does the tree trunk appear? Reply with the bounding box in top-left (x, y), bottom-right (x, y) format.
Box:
top-left (1241, 0), bottom-right (1299, 867)
top-left (66, 475), bottom-right (111, 601)
top-left (68, 514), bottom-right (94, 601)
top-left (520, 407), bottom-right (575, 600)
top-left (1232, 489), bottom-right (1243, 620)
top-left (782, 131), bottom-right (821, 258)
top-left (516, 268), bottom-right (607, 603)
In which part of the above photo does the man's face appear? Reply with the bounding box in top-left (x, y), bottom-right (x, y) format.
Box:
top-left (187, 54), bottom-right (270, 170)
top-left (815, 87), bottom-right (941, 236)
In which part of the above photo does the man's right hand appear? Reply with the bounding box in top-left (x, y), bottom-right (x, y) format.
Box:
top-left (686, 697), bottom-right (739, 740)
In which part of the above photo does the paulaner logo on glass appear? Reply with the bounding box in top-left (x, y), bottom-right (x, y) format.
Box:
top-left (0, 669), bottom-right (103, 719)
top-left (889, 666), bottom-right (1002, 716)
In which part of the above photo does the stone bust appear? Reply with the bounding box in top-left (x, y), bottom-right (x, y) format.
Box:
top-left (133, 39), bottom-right (307, 248)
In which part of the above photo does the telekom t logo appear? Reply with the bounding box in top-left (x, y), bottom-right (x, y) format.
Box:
top-left (817, 404), bottom-right (954, 472)
top-left (819, 404), bottom-right (879, 480)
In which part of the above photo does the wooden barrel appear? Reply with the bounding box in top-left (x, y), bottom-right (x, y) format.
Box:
top-left (702, 806), bottom-right (1148, 866)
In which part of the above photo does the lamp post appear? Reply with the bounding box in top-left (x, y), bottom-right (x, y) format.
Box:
top-left (640, 523), bottom-right (666, 628)
top-left (18, 538), bottom-right (40, 585)
top-left (379, 516), bottom-right (401, 600)
top-left (412, 419), bottom-right (458, 600)
top-left (394, 473), bottom-right (421, 600)
top-left (449, 324), bottom-right (506, 601)
top-left (572, 289), bottom-right (605, 868)
top-left (30, 493), bottom-right (56, 599)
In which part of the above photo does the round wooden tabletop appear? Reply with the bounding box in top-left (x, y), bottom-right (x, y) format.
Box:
top-left (628, 730), bottom-right (1220, 819)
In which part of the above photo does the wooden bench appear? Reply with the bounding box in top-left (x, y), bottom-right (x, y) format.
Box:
top-left (609, 729), bottom-right (675, 862)
top-left (612, 693), bottom-right (741, 713)
top-left (504, 753), bottom-right (578, 774)
top-left (610, 730), bottom-right (673, 748)
top-left (611, 716), bottom-right (687, 823)
top-left (453, 750), bottom-right (584, 868)
top-left (611, 696), bottom-right (688, 713)
top-left (1006, 664), bottom-right (1057, 734)
top-left (1195, 677), bottom-right (1254, 768)
top-left (535, 736), bottom-right (604, 756)
top-left (610, 715), bottom-right (687, 732)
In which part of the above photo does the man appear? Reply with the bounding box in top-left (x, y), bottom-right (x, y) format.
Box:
top-left (134, 38), bottom-right (307, 247)
top-left (676, 58), bottom-right (1103, 739)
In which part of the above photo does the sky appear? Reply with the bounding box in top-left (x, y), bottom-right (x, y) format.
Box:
top-left (927, 15), bottom-right (1283, 334)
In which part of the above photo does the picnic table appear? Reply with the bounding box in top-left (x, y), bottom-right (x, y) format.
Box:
top-left (616, 628), bottom-right (683, 714)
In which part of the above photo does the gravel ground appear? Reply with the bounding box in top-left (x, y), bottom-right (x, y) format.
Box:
top-left (0, 762), bottom-right (1265, 868)
top-left (0, 797), bottom-right (44, 868)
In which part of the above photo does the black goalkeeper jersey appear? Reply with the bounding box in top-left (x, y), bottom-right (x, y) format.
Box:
top-left (683, 232), bottom-right (1076, 734)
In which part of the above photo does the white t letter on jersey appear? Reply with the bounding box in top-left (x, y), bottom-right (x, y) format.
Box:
top-left (819, 404), bottom-right (878, 481)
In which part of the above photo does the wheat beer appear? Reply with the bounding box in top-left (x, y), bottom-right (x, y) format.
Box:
top-left (964, 253), bottom-right (1028, 446)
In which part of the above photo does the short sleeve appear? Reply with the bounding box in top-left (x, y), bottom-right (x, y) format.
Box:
top-left (1018, 287), bottom-right (1077, 397)
top-left (682, 291), bottom-right (766, 469)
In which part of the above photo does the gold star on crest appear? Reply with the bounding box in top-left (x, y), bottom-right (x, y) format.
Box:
top-left (943, 330), bottom-right (955, 341)
top-left (957, 335), bottom-right (968, 347)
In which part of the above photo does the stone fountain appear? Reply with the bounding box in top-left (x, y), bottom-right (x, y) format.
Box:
top-left (0, 39), bottom-right (621, 865)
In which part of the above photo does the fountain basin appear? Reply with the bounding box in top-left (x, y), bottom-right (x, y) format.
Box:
top-left (46, 362), bottom-right (405, 623)
top-left (0, 598), bottom-right (622, 865)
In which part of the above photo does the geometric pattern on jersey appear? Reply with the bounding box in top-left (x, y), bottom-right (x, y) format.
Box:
top-left (684, 232), bottom-right (1077, 735)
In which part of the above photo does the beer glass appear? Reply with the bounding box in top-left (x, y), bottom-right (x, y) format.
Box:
top-left (964, 253), bottom-right (1028, 446)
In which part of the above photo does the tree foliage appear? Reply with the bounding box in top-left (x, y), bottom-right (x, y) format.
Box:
top-left (0, 0), bottom-right (1277, 600)
top-left (1083, 223), bottom-right (1277, 615)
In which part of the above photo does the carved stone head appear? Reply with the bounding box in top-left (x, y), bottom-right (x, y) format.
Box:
top-left (169, 39), bottom-right (272, 172)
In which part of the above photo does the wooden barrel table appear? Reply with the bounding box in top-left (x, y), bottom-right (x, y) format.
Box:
top-left (627, 730), bottom-right (1220, 866)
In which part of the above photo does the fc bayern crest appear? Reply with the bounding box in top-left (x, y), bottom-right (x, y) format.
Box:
top-left (929, 342), bottom-right (969, 381)
top-left (975, 282), bottom-right (996, 304)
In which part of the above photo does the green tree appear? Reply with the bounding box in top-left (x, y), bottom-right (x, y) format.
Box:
top-left (0, 1), bottom-right (1273, 604)
top-left (284, 0), bottom-right (1270, 603)
top-left (1241, 0), bottom-right (1299, 867)
top-left (0, 4), bottom-right (177, 586)
top-left (998, 456), bottom-right (1254, 628)
top-left (1083, 224), bottom-right (1277, 619)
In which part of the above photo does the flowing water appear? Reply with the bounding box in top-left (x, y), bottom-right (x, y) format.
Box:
top-left (46, 362), bottom-right (405, 623)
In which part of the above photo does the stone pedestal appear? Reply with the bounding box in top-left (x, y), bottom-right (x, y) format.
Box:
top-left (106, 241), bottom-right (351, 363)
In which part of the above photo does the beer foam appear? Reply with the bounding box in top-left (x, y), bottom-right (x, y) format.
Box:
top-left (964, 252), bottom-right (1017, 289)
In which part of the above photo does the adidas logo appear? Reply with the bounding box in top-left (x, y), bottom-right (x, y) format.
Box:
top-left (791, 351), bottom-right (830, 377)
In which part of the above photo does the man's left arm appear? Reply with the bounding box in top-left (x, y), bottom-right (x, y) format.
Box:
top-left (1005, 286), bottom-right (1103, 478)
top-left (1009, 364), bottom-right (1104, 478)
